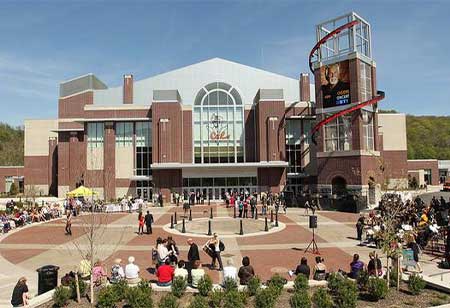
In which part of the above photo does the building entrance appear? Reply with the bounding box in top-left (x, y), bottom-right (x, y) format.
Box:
top-left (136, 180), bottom-right (153, 201)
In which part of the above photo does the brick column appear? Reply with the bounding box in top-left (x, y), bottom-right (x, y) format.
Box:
top-left (103, 122), bottom-right (116, 201)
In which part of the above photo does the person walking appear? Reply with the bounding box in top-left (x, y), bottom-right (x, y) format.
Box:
top-left (138, 212), bottom-right (145, 235)
top-left (65, 210), bottom-right (72, 236)
top-left (144, 211), bottom-right (154, 234)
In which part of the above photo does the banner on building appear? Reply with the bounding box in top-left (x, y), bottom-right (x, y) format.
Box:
top-left (320, 60), bottom-right (351, 108)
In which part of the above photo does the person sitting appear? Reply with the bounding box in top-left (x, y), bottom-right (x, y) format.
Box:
top-left (125, 256), bottom-right (140, 284)
top-left (110, 258), bottom-right (125, 284)
top-left (418, 209), bottom-right (429, 227)
top-left (222, 259), bottom-right (238, 285)
top-left (348, 254), bottom-right (364, 279)
top-left (156, 258), bottom-right (175, 287)
top-left (313, 256), bottom-right (327, 280)
top-left (190, 260), bottom-right (205, 288)
top-left (78, 254), bottom-right (92, 280)
top-left (92, 260), bottom-right (107, 286)
top-left (367, 251), bottom-right (383, 276)
top-left (290, 257), bottom-right (310, 279)
top-left (11, 277), bottom-right (29, 308)
top-left (238, 256), bottom-right (255, 285)
top-left (174, 260), bottom-right (188, 280)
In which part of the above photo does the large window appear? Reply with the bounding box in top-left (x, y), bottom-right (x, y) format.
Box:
top-left (286, 120), bottom-right (302, 174)
top-left (362, 111), bottom-right (374, 151)
top-left (135, 122), bottom-right (152, 176)
top-left (359, 62), bottom-right (372, 102)
top-left (193, 82), bottom-right (244, 164)
top-left (324, 115), bottom-right (352, 152)
top-left (87, 122), bottom-right (104, 148)
top-left (115, 122), bottom-right (133, 147)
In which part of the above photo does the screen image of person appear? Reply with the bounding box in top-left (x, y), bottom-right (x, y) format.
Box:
top-left (321, 62), bottom-right (351, 108)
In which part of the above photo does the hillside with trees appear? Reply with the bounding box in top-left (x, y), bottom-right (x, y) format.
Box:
top-left (0, 123), bottom-right (24, 166)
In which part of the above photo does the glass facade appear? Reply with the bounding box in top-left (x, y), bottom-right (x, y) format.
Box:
top-left (324, 115), bottom-right (352, 152)
top-left (285, 120), bottom-right (303, 174)
top-left (193, 82), bottom-right (244, 164)
top-left (115, 122), bottom-right (133, 147)
top-left (87, 122), bottom-right (104, 148)
top-left (135, 122), bottom-right (152, 176)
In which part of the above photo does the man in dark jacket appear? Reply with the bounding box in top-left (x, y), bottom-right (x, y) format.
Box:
top-left (144, 211), bottom-right (154, 234)
top-left (187, 238), bottom-right (200, 283)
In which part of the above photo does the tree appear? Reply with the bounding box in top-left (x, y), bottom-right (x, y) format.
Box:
top-left (9, 182), bottom-right (18, 196)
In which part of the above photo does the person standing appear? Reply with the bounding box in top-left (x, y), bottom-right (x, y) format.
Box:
top-left (11, 277), bottom-right (29, 307)
top-left (65, 211), bottom-right (72, 236)
top-left (144, 211), bottom-right (154, 235)
top-left (187, 238), bottom-right (200, 283)
top-left (138, 212), bottom-right (144, 235)
top-left (356, 214), bottom-right (365, 241)
top-left (205, 233), bottom-right (223, 270)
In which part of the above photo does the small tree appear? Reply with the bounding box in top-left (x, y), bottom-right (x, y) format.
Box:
top-left (9, 182), bottom-right (18, 196)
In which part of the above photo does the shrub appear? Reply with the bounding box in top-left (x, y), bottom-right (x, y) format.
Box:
top-left (389, 269), bottom-right (399, 288)
top-left (208, 289), bottom-right (224, 307)
top-left (112, 279), bottom-right (129, 301)
top-left (171, 276), bottom-right (187, 298)
top-left (290, 290), bottom-right (311, 308)
top-left (408, 273), bottom-right (426, 295)
top-left (367, 277), bottom-right (388, 301)
top-left (334, 278), bottom-right (358, 308)
top-left (197, 275), bottom-right (213, 297)
top-left (356, 269), bottom-right (369, 291)
top-left (223, 289), bottom-right (246, 308)
top-left (293, 274), bottom-right (309, 292)
top-left (255, 287), bottom-right (278, 308)
top-left (188, 295), bottom-right (209, 308)
top-left (312, 287), bottom-right (333, 308)
top-left (69, 278), bottom-right (87, 299)
top-left (267, 274), bottom-right (286, 297)
top-left (327, 272), bottom-right (345, 294)
top-left (223, 277), bottom-right (238, 293)
top-left (97, 285), bottom-right (119, 308)
top-left (158, 293), bottom-right (179, 308)
top-left (246, 276), bottom-right (261, 296)
top-left (53, 286), bottom-right (71, 307)
top-left (125, 285), bottom-right (153, 308)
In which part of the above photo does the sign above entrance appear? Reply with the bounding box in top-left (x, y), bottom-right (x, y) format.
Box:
top-left (207, 113), bottom-right (230, 141)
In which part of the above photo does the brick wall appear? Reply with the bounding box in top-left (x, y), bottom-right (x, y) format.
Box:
top-left (0, 167), bottom-right (24, 194)
top-left (407, 160), bottom-right (439, 185)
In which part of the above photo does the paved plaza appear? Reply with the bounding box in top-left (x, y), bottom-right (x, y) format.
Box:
top-left (0, 203), bottom-right (447, 305)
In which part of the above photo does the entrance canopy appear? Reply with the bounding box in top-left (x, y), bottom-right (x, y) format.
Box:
top-left (66, 186), bottom-right (97, 198)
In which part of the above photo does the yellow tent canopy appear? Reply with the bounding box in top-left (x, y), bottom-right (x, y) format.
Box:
top-left (66, 186), bottom-right (97, 198)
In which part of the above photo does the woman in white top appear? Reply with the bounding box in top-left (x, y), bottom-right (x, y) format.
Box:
top-left (174, 260), bottom-right (188, 280)
top-left (205, 233), bottom-right (223, 270)
top-left (222, 259), bottom-right (238, 285)
top-left (157, 239), bottom-right (170, 264)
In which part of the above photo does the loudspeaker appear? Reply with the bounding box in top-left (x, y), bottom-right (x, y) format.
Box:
top-left (309, 215), bottom-right (317, 229)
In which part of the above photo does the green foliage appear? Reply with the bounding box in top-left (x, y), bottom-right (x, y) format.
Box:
top-left (222, 277), bottom-right (238, 293)
top-left (158, 293), bottom-right (179, 308)
top-left (197, 275), bottom-right (213, 297)
top-left (267, 274), bottom-right (286, 297)
top-left (188, 295), bottom-right (209, 308)
top-left (334, 277), bottom-right (358, 308)
top-left (208, 289), bottom-right (224, 307)
top-left (255, 287), bottom-right (278, 308)
top-left (0, 123), bottom-right (24, 166)
top-left (53, 286), bottom-right (71, 307)
top-left (290, 290), bottom-right (311, 308)
top-left (293, 274), bottom-right (309, 292)
top-left (327, 272), bottom-right (345, 294)
top-left (389, 269), bottom-right (399, 288)
top-left (69, 278), bottom-right (87, 299)
top-left (246, 276), bottom-right (261, 296)
top-left (367, 277), bottom-right (389, 301)
top-left (171, 276), bottom-right (187, 298)
top-left (125, 283), bottom-right (153, 308)
top-left (356, 269), bottom-right (369, 291)
top-left (9, 182), bottom-right (18, 196)
top-left (312, 287), bottom-right (333, 308)
top-left (223, 289), bottom-right (246, 308)
top-left (429, 299), bottom-right (445, 306)
top-left (97, 285), bottom-right (119, 308)
top-left (111, 279), bottom-right (129, 301)
top-left (408, 273), bottom-right (426, 295)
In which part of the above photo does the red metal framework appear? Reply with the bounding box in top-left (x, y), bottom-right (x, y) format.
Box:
top-left (309, 20), bottom-right (385, 144)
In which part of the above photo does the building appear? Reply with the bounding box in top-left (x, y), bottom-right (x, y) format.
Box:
top-left (1, 12), bottom-right (413, 209)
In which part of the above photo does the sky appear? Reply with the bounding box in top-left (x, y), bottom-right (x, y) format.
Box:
top-left (0, 0), bottom-right (449, 126)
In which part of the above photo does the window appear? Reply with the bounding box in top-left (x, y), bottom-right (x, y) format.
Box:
top-left (324, 115), bottom-right (352, 152)
top-left (359, 62), bottom-right (372, 102)
top-left (362, 111), bottom-right (374, 151)
top-left (193, 82), bottom-right (244, 164)
top-left (115, 122), bottom-right (133, 147)
top-left (135, 122), bottom-right (152, 176)
top-left (87, 122), bottom-right (104, 148)
top-left (285, 120), bottom-right (302, 174)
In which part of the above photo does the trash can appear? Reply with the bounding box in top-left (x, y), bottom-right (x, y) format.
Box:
top-left (37, 265), bottom-right (60, 295)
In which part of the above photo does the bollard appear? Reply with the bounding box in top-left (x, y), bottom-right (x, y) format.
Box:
top-left (174, 212), bottom-right (178, 225)
top-left (254, 208), bottom-right (258, 220)
top-left (233, 206), bottom-right (236, 219)
top-left (239, 219), bottom-right (244, 235)
top-left (264, 217), bottom-right (269, 232)
top-left (270, 210), bottom-right (274, 223)
top-left (210, 208), bottom-right (213, 219)
top-left (182, 219), bottom-right (186, 233)
top-left (189, 209), bottom-right (192, 221)
top-left (275, 211), bottom-right (279, 227)
top-left (207, 220), bottom-right (212, 236)
top-left (170, 215), bottom-right (174, 229)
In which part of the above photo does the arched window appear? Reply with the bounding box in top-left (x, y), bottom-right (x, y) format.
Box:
top-left (193, 82), bottom-right (244, 164)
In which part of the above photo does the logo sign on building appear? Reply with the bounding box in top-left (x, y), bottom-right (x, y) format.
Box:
top-left (207, 113), bottom-right (230, 141)
top-left (320, 60), bottom-right (351, 108)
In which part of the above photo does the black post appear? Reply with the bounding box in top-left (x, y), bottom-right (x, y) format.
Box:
top-left (270, 210), bottom-right (274, 223)
top-left (264, 217), bottom-right (269, 232)
top-left (170, 215), bottom-right (174, 229)
top-left (254, 207), bottom-right (258, 220)
top-left (189, 209), bottom-right (192, 221)
top-left (210, 208), bottom-right (213, 219)
top-left (207, 220), bottom-right (212, 236)
top-left (208, 195), bottom-right (210, 205)
top-left (182, 218), bottom-right (186, 233)
top-left (240, 219), bottom-right (244, 235)
top-left (275, 211), bottom-right (279, 227)
top-left (174, 212), bottom-right (178, 225)
top-left (233, 206), bottom-right (236, 219)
